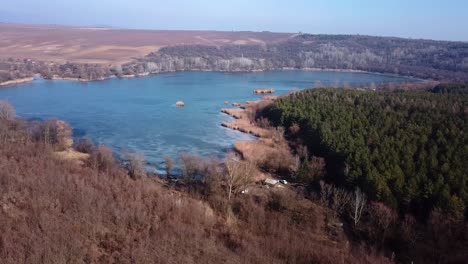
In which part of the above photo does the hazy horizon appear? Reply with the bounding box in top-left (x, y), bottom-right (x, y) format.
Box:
top-left (1, 0), bottom-right (467, 42)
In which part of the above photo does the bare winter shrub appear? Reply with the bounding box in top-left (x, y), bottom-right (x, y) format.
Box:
top-left (249, 99), bottom-right (272, 121)
top-left (259, 146), bottom-right (296, 174)
top-left (0, 100), bottom-right (15, 121)
top-left (271, 126), bottom-right (285, 143)
top-left (289, 122), bottom-right (301, 135)
top-left (88, 145), bottom-right (115, 174)
top-left (179, 153), bottom-right (207, 183)
top-left (256, 116), bottom-right (271, 128)
top-left (30, 119), bottom-right (72, 150)
top-left (202, 157), bottom-right (228, 212)
top-left (296, 144), bottom-right (309, 160)
top-left (224, 152), bottom-right (255, 200)
top-left (399, 214), bottom-right (418, 247)
top-left (365, 202), bottom-right (398, 245)
top-left (418, 209), bottom-right (468, 263)
top-left (298, 155), bottom-right (326, 182)
top-left (319, 181), bottom-right (351, 221)
top-left (125, 152), bottom-right (146, 179)
top-left (0, 119), bottom-right (29, 144)
top-left (73, 138), bottom-right (95, 153)
top-left (203, 157), bottom-right (223, 192)
top-left (164, 156), bottom-right (174, 178)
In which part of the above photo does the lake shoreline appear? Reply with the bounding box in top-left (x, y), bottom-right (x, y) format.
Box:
top-left (1, 70), bottom-right (420, 171)
top-left (1, 68), bottom-right (423, 88)
top-left (220, 96), bottom-right (279, 160)
top-left (0, 77), bottom-right (35, 87)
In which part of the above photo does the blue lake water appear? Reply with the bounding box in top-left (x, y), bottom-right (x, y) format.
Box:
top-left (0, 71), bottom-right (413, 171)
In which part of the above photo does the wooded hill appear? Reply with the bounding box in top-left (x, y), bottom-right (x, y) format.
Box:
top-left (124, 34), bottom-right (468, 82)
top-left (2, 34), bottom-right (468, 84)
top-left (261, 84), bottom-right (468, 219)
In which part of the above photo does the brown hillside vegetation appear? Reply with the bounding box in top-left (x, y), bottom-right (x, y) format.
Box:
top-left (0, 106), bottom-right (391, 263)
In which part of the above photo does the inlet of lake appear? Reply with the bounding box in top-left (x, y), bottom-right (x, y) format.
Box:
top-left (0, 71), bottom-right (414, 172)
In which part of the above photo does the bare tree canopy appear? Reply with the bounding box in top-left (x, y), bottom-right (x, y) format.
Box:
top-left (350, 188), bottom-right (367, 226)
top-left (0, 100), bottom-right (15, 121)
top-left (224, 152), bottom-right (255, 200)
top-left (125, 152), bottom-right (146, 180)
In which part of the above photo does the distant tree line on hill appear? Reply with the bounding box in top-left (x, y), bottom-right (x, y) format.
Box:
top-left (0, 58), bottom-right (114, 83)
top-left (123, 34), bottom-right (468, 81)
top-left (1, 34), bottom-right (467, 84)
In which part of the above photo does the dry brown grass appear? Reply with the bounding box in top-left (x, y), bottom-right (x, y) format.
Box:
top-left (221, 97), bottom-right (279, 138)
top-left (222, 97), bottom-right (297, 176)
top-left (222, 119), bottom-right (271, 137)
top-left (234, 139), bottom-right (295, 175)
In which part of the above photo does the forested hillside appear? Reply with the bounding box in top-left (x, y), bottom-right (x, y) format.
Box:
top-left (124, 34), bottom-right (468, 82)
top-left (261, 84), bottom-right (468, 218)
top-left (4, 34), bottom-right (466, 84)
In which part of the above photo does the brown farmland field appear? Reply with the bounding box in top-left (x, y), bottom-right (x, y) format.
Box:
top-left (0, 23), bottom-right (293, 64)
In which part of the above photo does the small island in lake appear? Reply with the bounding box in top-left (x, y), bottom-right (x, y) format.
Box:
top-left (253, 88), bottom-right (275, 94)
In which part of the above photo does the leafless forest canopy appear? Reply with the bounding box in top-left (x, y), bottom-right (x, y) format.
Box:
top-left (1, 34), bottom-right (468, 83)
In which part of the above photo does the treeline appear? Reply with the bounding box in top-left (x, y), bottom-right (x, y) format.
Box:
top-left (0, 58), bottom-right (115, 83)
top-left (261, 84), bottom-right (468, 218)
top-left (430, 83), bottom-right (468, 95)
top-left (2, 34), bottom-right (468, 84)
top-left (123, 34), bottom-right (468, 82)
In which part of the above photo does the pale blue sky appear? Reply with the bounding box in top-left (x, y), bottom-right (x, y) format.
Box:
top-left (1, 0), bottom-right (467, 41)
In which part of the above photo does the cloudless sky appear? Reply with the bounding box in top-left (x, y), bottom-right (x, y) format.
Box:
top-left (1, 0), bottom-right (467, 41)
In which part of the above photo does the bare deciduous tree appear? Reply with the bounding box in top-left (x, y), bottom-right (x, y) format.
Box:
top-left (34, 119), bottom-right (72, 150)
top-left (89, 145), bottom-right (115, 175)
top-left (289, 122), bottom-right (300, 135)
top-left (368, 202), bottom-right (397, 245)
top-left (0, 100), bottom-right (15, 121)
top-left (179, 153), bottom-right (205, 183)
top-left (319, 181), bottom-right (351, 220)
top-left (225, 152), bottom-right (255, 201)
top-left (203, 157), bottom-right (225, 200)
top-left (125, 152), bottom-right (146, 180)
top-left (165, 156), bottom-right (174, 178)
top-left (350, 188), bottom-right (367, 226)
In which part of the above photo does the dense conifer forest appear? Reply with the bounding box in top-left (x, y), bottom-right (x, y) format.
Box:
top-left (262, 84), bottom-right (468, 219)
